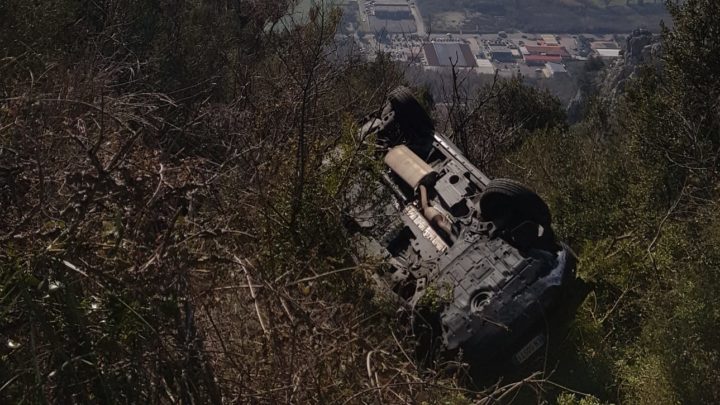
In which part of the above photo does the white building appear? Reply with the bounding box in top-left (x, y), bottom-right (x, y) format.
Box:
top-left (541, 34), bottom-right (559, 46)
top-left (543, 62), bottom-right (567, 78)
top-left (596, 48), bottom-right (621, 59)
top-left (475, 58), bottom-right (496, 75)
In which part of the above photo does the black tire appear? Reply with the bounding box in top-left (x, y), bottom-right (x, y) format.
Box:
top-left (480, 178), bottom-right (551, 226)
top-left (387, 86), bottom-right (434, 134)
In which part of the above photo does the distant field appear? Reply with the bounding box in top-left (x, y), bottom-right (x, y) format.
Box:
top-left (418, 0), bottom-right (669, 34)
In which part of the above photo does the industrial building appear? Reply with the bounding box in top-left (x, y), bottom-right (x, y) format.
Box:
top-left (543, 62), bottom-right (567, 78)
top-left (524, 54), bottom-right (562, 65)
top-left (475, 58), bottom-right (496, 75)
top-left (524, 45), bottom-right (570, 58)
top-left (366, 0), bottom-right (417, 33)
top-left (372, 0), bottom-right (411, 4)
top-left (488, 45), bottom-right (515, 63)
top-left (521, 45), bottom-right (570, 66)
top-left (595, 48), bottom-right (621, 59)
top-left (591, 41), bottom-right (619, 50)
top-left (541, 34), bottom-right (560, 46)
top-left (423, 42), bottom-right (477, 68)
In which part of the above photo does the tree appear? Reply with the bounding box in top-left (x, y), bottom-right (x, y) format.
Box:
top-left (445, 75), bottom-right (566, 170)
top-left (494, 1), bottom-right (720, 403)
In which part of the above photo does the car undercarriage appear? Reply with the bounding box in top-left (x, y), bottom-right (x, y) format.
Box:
top-left (349, 86), bottom-right (582, 369)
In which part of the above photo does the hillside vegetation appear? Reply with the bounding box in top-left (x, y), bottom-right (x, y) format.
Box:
top-left (1, 0), bottom-right (719, 404)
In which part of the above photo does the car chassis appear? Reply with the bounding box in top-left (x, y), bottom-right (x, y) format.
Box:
top-left (350, 87), bottom-right (580, 369)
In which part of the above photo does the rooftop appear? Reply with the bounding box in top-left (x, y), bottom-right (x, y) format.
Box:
top-left (423, 42), bottom-right (477, 67)
top-left (375, 0), bottom-right (410, 5)
top-left (596, 48), bottom-right (621, 58)
top-left (489, 45), bottom-right (513, 53)
top-left (591, 41), bottom-right (619, 50)
top-left (524, 46), bottom-right (569, 57)
top-left (541, 34), bottom-right (559, 45)
top-left (545, 62), bottom-right (567, 74)
top-left (524, 54), bottom-right (563, 64)
top-left (475, 58), bottom-right (496, 74)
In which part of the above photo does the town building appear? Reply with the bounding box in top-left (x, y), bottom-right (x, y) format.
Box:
top-left (524, 54), bottom-right (563, 65)
top-left (475, 58), bottom-right (496, 75)
top-left (541, 34), bottom-right (559, 46)
top-left (522, 45), bottom-right (570, 66)
top-left (524, 45), bottom-right (570, 58)
top-left (543, 62), bottom-right (567, 78)
top-left (489, 45), bottom-right (515, 63)
top-left (423, 42), bottom-right (477, 68)
top-left (367, 0), bottom-right (417, 33)
top-left (591, 41), bottom-right (619, 50)
top-left (595, 48), bottom-right (621, 59)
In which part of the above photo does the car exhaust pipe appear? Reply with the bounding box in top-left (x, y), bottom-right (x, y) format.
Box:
top-left (419, 184), bottom-right (453, 241)
top-left (384, 145), bottom-right (437, 189)
top-left (384, 145), bottom-right (452, 242)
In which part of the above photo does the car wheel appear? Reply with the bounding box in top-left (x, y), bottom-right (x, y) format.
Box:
top-left (387, 86), bottom-right (434, 134)
top-left (480, 178), bottom-right (551, 227)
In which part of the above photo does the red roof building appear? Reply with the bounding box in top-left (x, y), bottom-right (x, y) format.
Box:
top-left (523, 54), bottom-right (563, 65)
top-left (524, 46), bottom-right (570, 58)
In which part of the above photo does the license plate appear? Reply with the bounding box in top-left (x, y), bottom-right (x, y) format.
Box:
top-left (513, 334), bottom-right (545, 364)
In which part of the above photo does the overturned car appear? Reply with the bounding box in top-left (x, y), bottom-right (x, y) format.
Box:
top-left (350, 87), bottom-right (581, 369)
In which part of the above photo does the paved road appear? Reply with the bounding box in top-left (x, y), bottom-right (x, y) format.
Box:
top-left (409, 2), bottom-right (426, 37)
top-left (356, 0), bottom-right (370, 32)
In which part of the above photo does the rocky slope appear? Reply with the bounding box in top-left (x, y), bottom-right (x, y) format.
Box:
top-left (567, 28), bottom-right (662, 121)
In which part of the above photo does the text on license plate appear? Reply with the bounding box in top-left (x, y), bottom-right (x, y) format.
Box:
top-left (513, 334), bottom-right (545, 364)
